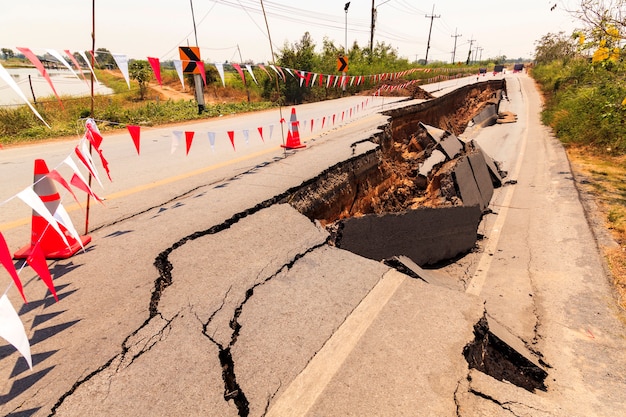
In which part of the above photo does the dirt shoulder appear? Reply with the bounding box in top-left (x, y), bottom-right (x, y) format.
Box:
top-left (567, 146), bottom-right (626, 313)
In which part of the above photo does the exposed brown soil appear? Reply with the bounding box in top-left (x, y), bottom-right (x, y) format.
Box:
top-left (362, 78), bottom-right (435, 100)
top-left (289, 81), bottom-right (506, 228)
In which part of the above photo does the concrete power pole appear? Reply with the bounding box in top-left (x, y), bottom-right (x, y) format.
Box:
top-left (370, 0), bottom-right (375, 57)
top-left (424, 5), bottom-right (440, 64)
top-left (451, 28), bottom-right (462, 64)
top-left (466, 37), bottom-right (475, 65)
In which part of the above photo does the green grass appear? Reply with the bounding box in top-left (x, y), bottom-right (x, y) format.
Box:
top-left (533, 59), bottom-right (626, 153)
top-left (0, 69), bottom-right (275, 145)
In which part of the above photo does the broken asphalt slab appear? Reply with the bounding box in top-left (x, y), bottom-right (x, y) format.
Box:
top-left (336, 205), bottom-right (483, 266)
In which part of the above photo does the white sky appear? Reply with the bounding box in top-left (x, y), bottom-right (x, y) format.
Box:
top-left (0, 0), bottom-right (581, 64)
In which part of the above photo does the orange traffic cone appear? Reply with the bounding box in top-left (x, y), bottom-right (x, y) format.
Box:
top-left (14, 159), bottom-right (91, 259)
top-left (281, 107), bottom-right (306, 149)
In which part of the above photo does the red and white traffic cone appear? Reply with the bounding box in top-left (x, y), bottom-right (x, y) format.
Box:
top-left (281, 107), bottom-right (306, 149)
top-left (14, 159), bottom-right (91, 259)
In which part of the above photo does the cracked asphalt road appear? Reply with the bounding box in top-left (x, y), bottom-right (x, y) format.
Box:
top-left (2, 75), bottom-right (626, 416)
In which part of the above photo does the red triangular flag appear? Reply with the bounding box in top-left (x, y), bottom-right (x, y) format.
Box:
top-left (74, 146), bottom-right (99, 184)
top-left (232, 63), bottom-right (246, 84)
top-left (70, 173), bottom-right (103, 204)
top-left (257, 127), bottom-right (264, 142)
top-left (185, 131), bottom-right (194, 155)
top-left (197, 62), bottom-right (206, 86)
top-left (147, 57), bottom-right (162, 86)
top-left (227, 131), bottom-right (236, 151)
top-left (85, 121), bottom-right (103, 149)
top-left (127, 125), bottom-right (141, 155)
top-left (64, 50), bottom-right (88, 83)
top-left (0, 232), bottom-right (26, 303)
top-left (95, 146), bottom-right (112, 182)
top-left (17, 47), bottom-right (64, 109)
top-left (26, 244), bottom-right (58, 302)
top-left (47, 170), bottom-right (82, 209)
top-left (258, 64), bottom-right (272, 80)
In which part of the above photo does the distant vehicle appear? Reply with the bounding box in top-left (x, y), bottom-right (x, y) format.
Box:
top-left (493, 65), bottom-right (504, 74)
top-left (513, 63), bottom-right (524, 73)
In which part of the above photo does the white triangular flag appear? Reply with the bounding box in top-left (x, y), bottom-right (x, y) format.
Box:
top-left (78, 50), bottom-right (100, 85)
top-left (207, 132), bottom-right (216, 151)
top-left (111, 54), bottom-right (131, 89)
top-left (214, 63), bottom-right (225, 87)
top-left (0, 62), bottom-right (50, 128)
top-left (173, 60), bottom-right (185, 89)
top-left (0, 294), bottom-right (32, 369)
top-left (63, 156), bottom-right (89, 187)
top-left (245, 65), bottom-right (258, 85)
top-left (46, 49), bottom-right (80, 80)
top-left (53, 204), bottom-right (84, 251)
top-left (172, 131), bottom-right (183, 154)
top-left (243, 129), bottom-right (249, 145)
top-left (17, 188), bottom-right (69, 248)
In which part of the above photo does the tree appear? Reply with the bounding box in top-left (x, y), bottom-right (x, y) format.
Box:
top-left (1, 48), bottom-right (14, 60)
top-left (565, 1), bottom-right (625, 65)
top-left (129, 60), bottom-right (152, 100)
top-left (95, 48), bottom-right (117, 69)
top-left (275, 32), bottom-right (319, 104)
top-left (534, 32), bottom-right (577, 64)
top-left (569, 0), bottom-right (625, 40)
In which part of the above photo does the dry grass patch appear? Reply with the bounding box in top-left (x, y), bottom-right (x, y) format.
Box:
top-left (567, 145), bottom-right (626, 310)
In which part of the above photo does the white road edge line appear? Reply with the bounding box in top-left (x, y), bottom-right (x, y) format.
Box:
top-left (265, 269), bottom-right (406, 417)
top-left (466, 76), bottom-right (531, 296)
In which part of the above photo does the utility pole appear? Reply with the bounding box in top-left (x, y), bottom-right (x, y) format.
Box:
top-left (424, 4), bottom-right (440, 64)
top-left (190, 0), bottom-right (205, 114)
top-left (451, 28), bottom-right (462, 64)
top-left (466, 36), bottom-right (475, 65)
top-left (343, 2), bottom-right (350, 93)
top-left (370, 0), bottom-right (375, 57)
top-left (370, 1), bottom-right (391, 60)
top-left (478, 46), bottom-right (484, 63)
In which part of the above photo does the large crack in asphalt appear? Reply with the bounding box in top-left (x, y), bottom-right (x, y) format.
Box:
top-left (48, 312), bottom-right (178, 416)
top-left (44, 82), bottom-right (507, 415)
top-left (198, 242), bottom-right (329, 416)
top-left (46, 147), bottom-right (377, 415)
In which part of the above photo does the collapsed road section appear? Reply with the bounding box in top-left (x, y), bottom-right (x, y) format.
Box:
top-left (32, 78), bottom-right (554, 417)
top-left (287, 79), bottom-right (507, 266)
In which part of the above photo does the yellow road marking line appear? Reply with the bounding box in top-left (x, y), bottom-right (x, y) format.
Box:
top-left (0, 145), bottom-right (282, 232)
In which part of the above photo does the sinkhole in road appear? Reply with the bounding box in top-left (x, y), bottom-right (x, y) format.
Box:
top-left (463, 316), bottom-right (549, 392)
top-left (286, 79), bottom-right (507, 266)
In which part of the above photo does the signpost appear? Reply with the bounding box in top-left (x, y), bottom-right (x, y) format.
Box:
top-left (179, 46), bottom-right (205, 113)
top-left (338, 55), bottom-right (348, 93)
top-left (337, 55), bottom-right (348, 73)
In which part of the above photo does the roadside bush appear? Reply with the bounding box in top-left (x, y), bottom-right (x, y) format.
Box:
top-left (534, 58), bottom-right (626, 153)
